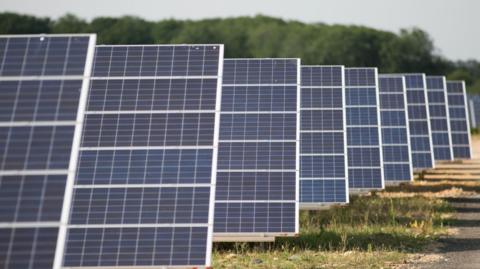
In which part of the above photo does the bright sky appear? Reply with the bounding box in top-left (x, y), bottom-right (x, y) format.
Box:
top-left (2, 0), bottom-right (479, 61)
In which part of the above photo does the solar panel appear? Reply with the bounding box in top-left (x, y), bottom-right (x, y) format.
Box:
top-left (378, 74), bottom-right (413, 184)
top-left (299, 66), bottom-right (348, 208)
top-left (403, 74), bottom-right (435, 170)
top-left (426, 76), bottom-right (453, 161)
top-left (468, 94), bottom-right (480, 129)
top-left (60, 45), bottom-right (224, 268)
top-left (0, 34), bottom-right (96, 269)
top-left (345, 67), bottom-right (384, 191)
top-left (446, 81), bottom-right (472, 159)
top-left (214, 58), bottom-right (299, 240)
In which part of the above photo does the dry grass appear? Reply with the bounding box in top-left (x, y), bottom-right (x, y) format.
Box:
top-left (213, 136), bottom-right (480, 269)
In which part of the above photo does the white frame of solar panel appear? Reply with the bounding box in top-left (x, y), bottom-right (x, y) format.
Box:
top-left (299, 65), bottom-right (349, 209)
top-left (403, 73), bottom-right (436, 171)
top-left (447, 80), bottom-right (472, 159)
top-left (345, 67), bottom-right (385, 193)
top-left (426, 76), bottom-right (454, 161)
top-left (469, 97), bottom-right (478, 128)
top-left (213, 58), bottom-right (300, 241)
top-left (56, 44), bottom-right (224, 268)
top-left (50, 34), bottom-right (97, 269)
top-left (378, 74), bottom-right (414, 185)
top-left (0, 34), bottom-right (96, 269)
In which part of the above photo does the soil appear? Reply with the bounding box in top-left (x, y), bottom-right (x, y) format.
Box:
top-left (417, 195), bottom-right (480, 269)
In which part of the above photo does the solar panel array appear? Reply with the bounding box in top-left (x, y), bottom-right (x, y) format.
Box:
top-left (0, 33), bottom-right (476, 268)
top-left (404, 74), bottom-right (435, 169)
top-left (426, 76), bottom-right (453, 161)
top-left (378, 75), bottom-right (413, 183)
top-left (0, 34), bottom-right (96, 269)
top-left (446, 81), bottom-right (472, 159)
top-left (60, 44), bottom-right (224, 268)
top-left (345, 68), bottom-right (384, 190)
top-left (214, 59), bottom-right (299, 239)
top-left (300, 66), bottom-right (348, 207)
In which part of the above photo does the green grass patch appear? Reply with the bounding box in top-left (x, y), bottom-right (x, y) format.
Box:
top-left (213, 194), bottom-right (453, 268)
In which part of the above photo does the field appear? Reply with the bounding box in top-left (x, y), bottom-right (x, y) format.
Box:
top-left (212, 136), bottom-right (480, 269)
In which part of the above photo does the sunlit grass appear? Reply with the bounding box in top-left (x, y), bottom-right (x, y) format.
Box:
top-left (213, 194), bottom-right (453, 268)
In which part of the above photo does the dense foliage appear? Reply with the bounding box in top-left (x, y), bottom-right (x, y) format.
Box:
top-left (1, 12), bottom-right (479, 93)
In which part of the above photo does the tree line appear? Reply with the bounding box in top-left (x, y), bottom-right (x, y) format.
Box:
top-left (1, 12), bottom-right (479, 93)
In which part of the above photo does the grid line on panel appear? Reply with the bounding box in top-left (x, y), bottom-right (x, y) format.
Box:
top-left (426, 76), bottom-right (453, 161)
top-left (299, 66), bottom-right (348, 205)
top-left (214, 58), bottom-right (299, 235)
top-left (403, 74), bottom-right (434, 169)
top-left (378, 75), bottom-right (413, 183)
top-left (0, 34), bottom-right (95, 269)
top-left (62, 44), bottom-right (223, 268)
top-left (345, 67), bottom-right (383, 190)
top-left (446, 81), bottom-right (472, 159)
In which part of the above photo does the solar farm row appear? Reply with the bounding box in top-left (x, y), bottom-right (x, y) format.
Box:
top-left (0, 34), bottom-right (472, 269)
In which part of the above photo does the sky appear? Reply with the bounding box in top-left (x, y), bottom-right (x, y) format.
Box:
top-left (1, 0), bottom-right (479, 61)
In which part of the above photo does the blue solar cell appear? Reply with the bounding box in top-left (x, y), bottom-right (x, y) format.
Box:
top-left (93, 45), bottom-right (220, 77)
top-left (215, 59), bottom-right (299, 236)
top-left (348, 168), bottom-right (382, 189)
top-left (0, 175), bottom-right (66, 222)
top-left (403, 74), bottom-right (434, 169)
top-left (380, 111), bottom-right (407, 126)
top-left (221, 86), bottom-right (297, 112)
top-left (301, 88), bottom-right (343, 108)
top-left (64, 44), bottom-right (224, 268)
top-left (64, 227), bottom-right (208, 267)
top-left (0, 36), bottom-right (90, 76)
top-left (0, 126), bottom-right (75, 170)
top-left (301, 132), bottom-right (344, 154)
top-left (301, 155), bottom-right (346, 178)
top-left (0, 34), bottom-right (96, 269)
top-left (214, 203), bottom-right (296, 233)
top-left (81, 113), bottom-right (215, 147)
top-left (382, 128), bottom-right (408, 144)
top-left (216, 172), bottom-right (296, 200)
top-left (223, 59), bottom-right (298, 85)
top-left (426, 76), bottom-right (453, 161)
top-left (88, 79), bottom-right (218, 111)
top-left (220, 114), bottom-right (296, 140)
top-left (345, 68), bottom-right (383, 190)
top-left (0, 80), bottom-right (82, 122)
top-left (70, 187), bottom-right (210, 224)
top-left (301, 65), bottom-right (343, 86)
top-left (76, 149), bottom-right (213, 185)
top-left (446, 81), bottom-right (472, 159)
top-left (299, 66), bottom-right (348, 206)
top-left (347, 127), bottom-right (379, 145)
top-left (300, 180), bottom-right (347, 203)
top-left (0, 228), bottom-right (58, 269)
top-left (380, 94), bottom-right (405, 109)
top-left (301, 110), bottom-right (344, 130)
top-left (346, 107), bottom-right (378, 125)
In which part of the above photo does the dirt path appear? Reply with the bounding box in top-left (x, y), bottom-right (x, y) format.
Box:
top-left (418, 195), bottom-right (480, 269)
top-left (418, 137), bottom-right (480, 269)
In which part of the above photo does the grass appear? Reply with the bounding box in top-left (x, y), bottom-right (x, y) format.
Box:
top-left (213, 194), bottom-right (453, 268)
top-left (213, 138), bottom-right (480, 268)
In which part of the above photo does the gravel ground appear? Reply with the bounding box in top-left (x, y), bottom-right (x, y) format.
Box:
top-left (418, 195), bottom-right (480, 269)
top-left (414, 137), bottom-right (480, 269)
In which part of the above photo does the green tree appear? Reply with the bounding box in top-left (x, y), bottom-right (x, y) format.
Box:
top-left (447, 69), bottom-right (473, 85)
top-left (380, 28), bottom-right (450, 74)
top-left (0, 12), bottom-right (50, 34)
top-left (151, 19), bottom-right (184, 44)
top-left (51, 14), bottom-right (88, 33)
top-left (89, 16), bottom-right (153, 44)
